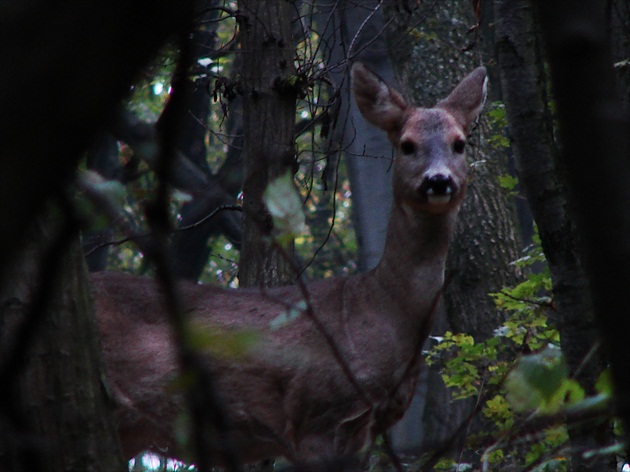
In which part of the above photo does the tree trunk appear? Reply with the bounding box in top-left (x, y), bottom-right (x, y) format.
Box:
top-left (610, 0), bottom-right (630, 110)
top-left (315, 0), bottom-right (397, 272)
top-left (0, 2), bottom-right (193, 280)
top-left (534, 0), bottom-right (630, 460)
top-left (386, 0), bottom-right (522, 459)
top-left (238, 0), bottom-right (298, 288)
top-left (0, 214), bottom-right (124, 472)
top-left (168, 1), bottom-right (243, 281)
top-left (84, 131), bottom-right (119, 272)
top-left (493, 1), bottom-right (609, 469)
top-left (235, 3), bottom-right (298, 469)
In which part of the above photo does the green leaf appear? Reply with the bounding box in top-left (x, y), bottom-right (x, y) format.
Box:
top-left (521, 350), bottom-right (565, 399)
top-left (506, 348), bottom-right (573, 413)
top-left (483, 395), bottom-right (514, 429)
top-left (487, 101), bottom-right (507, 123)
top-left (185, 320), bottom-right (261, 359)
top-left (498, 174), bottom-right (519, 191)
top-left (263, 171), bottom-right (309, 244)
top-left (595, 368), bottom-right (614, 395)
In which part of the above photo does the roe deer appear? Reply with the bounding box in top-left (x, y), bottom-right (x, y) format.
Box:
top-left (91, 62), bottom-right (487, 467)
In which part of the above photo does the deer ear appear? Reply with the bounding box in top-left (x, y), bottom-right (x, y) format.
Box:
top-left (436, 67), bottom-right (488, 131)
top-left (351, 62), bottom-right (408, 133)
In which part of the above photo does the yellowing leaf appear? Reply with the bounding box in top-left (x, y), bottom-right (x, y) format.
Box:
top-left (498, 174), bottom-right (519, 191)
top-left (185, 320), bottom-right (262, 359)
top-left (595, 368), bottom-right (613, 395)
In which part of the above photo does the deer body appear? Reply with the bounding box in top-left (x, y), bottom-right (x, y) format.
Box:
top-left (92, 63), bottom-right (487, 466)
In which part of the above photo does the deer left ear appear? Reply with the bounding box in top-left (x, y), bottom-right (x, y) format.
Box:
top-left (351, 62), bottom-right (408, 134)
top-left (436, 67), bottom-right (488, 131)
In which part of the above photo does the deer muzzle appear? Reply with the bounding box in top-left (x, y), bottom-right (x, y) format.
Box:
top-left (418, 174), bottom-right (457, 205)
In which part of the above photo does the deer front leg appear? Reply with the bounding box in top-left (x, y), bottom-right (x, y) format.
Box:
top-left (285, 412), bottom-right (371, 470)
top-left (283, 384), bottom-right (373, 467)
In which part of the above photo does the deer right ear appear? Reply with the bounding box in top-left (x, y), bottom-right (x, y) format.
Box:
top-left (351, 62), bottom-right (408, 133)
top-left (436, 67), bottom-right (488, 131)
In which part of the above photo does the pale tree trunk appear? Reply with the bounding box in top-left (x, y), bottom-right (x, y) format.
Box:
top-left (386, 1), bottom-right (521, 460)
top-left (534, 0), bottom-right (630, 461)
top-left (315, 0), bottom-right (396, 272)
top-left (238, 0), bottom-right (298, 288)
top-left (0, 214), bottom-right (124, 471)
top-left (493, 1), bottom-right (609, 469)
top-left (313, 2), bottom-right (430, 448)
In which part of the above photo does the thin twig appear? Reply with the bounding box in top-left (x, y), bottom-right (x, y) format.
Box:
top-left (83, 204), bottom-right (241, 257)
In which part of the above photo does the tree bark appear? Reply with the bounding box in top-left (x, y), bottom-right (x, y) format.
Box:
top-left (0, 215), bottom-right (124, 472)
top-left (0, 1), bottom-right (193, 283)
top-left (238, 0), bottom-right (298, 288)
top-left (534, 0), bottom-right (630, 460)
top-left (84, 131), bottom-right (119, 272)
top-left (610, 0), bottom-right (630, 111)
top-left (235, 3), bottom-right (298, 469)
top-left (386, 0), bottom-right (522, 459)
top-left (493, 1), bottom-right (609, 468)
top-left (167, 1), bottom-right (243, 281)
top-left (315, 0), bottom-right (397, 272)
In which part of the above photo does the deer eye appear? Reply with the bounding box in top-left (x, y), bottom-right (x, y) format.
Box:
top-left (400, 140), bottom-right (415, 155)
top-left (453, 139), bottom-right (466, 154)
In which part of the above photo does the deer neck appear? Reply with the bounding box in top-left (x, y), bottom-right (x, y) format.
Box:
top-left (367, 201), bottom-right (459, 327)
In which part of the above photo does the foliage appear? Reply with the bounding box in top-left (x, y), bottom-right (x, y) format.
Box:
top-left (505, 347), bottom-right (584, 414)
top-left (77, 4), bottom-right (623, 471)
top-left (487, 100), bottom-right (523, 200)
top-left (86, 0), bottom-right (358, 286)
top-left (82, 10), bottom-right (358, 468)
top-left (486, 101), bottom-right (510, 151)
top-left (425, 230), bottom-right (619, 470)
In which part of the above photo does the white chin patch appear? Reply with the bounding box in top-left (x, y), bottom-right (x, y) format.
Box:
top-left (427, 194), bottom-right (452, 205)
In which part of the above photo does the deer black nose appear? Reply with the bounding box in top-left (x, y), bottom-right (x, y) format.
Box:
top-left (418, 174), bottom-right (457, 204)
top-left (427, 174), bottom-right (452, 194)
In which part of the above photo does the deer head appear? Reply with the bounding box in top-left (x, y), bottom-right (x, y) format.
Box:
top-left (352, 62), bottom-right (487, 215)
